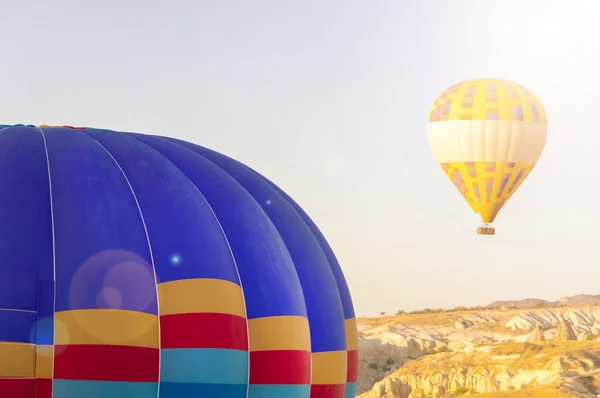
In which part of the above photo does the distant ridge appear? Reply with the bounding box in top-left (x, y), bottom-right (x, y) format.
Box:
top-left (557, 294), bottom-right (600, 307)
top-left (487, 298), bottom-right (551, 309)
top-left (487, 294), bottom-right (600, 309)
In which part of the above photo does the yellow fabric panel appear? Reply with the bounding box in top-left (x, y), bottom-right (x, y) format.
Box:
top-left (440, 161), bottom-right (534, 223)
top-left (345, 318), bottom-right (358, 350)
top-left (429, 79), bottom-right (546, 123)
top-left (0, 342), bottom-right (35, 377)
top-left (496, 80), bottom-right (511, 120)
top-left (247, 315), bottom-right (310, 351)
top-left (158, 278), bottom-right (245, 317)
top-left (510, 81), bottom-right (534, 124)
top-left (472, 80), bottom-right (488, 120)
top-left (35, 345), bottom-right (53, 379)
top-left (311, 350), bottom-right (347, 385)
top-left (448, 80), bottom-right (471, 120)
top-left (54, 309), bottom-right (159, 348)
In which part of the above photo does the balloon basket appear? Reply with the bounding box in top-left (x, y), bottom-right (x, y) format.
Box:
top-left (477, 225), bottom-right (495, 235)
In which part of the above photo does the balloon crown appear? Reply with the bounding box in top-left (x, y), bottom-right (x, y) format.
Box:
top-left (0, 124), bottom-right (93, 130)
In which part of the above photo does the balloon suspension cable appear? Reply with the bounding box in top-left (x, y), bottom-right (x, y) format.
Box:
top-left (477, 223), bottom-right (495, 236)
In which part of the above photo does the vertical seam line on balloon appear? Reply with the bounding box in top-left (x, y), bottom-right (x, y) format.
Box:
top-left (38, 127), bottom-right (56, 397)
top-left (86, 134), bottom-right (162, 397)
top-left (135, 135), bottom-right (252, 398)
top-left (244, 165), bottom-right (321, 391)
top-left (262, 173), bottom-right (353, 391)
top-left (183, 143), bottom-right (319, 394)
top-left (190, 181), bottom-right (251, 398)
top-left (170, 143), bottom-right (252, 398)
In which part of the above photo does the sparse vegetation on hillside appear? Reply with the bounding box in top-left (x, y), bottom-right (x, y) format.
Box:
top-left (366, 357), bottom-right (401, 375)
top-left (387, 293), bottom-right (600, 316)
top-left (452, 386), bottom-right (476, 396)
top-left (393, 301), bottom-right (574, 316)
top-left (425, 345), bottom-right (451, 355)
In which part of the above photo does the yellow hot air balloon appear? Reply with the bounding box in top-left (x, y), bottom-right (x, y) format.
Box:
top-left (426, 79), bottom-right (547, 235)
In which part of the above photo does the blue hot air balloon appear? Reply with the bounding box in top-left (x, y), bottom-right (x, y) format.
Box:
top-left (0, 125), bottom-right (358, 398)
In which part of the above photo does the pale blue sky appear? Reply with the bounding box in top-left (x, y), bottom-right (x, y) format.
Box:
top-left (1, 1), bottom-right (599, 315)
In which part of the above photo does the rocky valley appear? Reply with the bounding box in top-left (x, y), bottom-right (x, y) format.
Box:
top-left (356, 296), bottom-right (600, 397)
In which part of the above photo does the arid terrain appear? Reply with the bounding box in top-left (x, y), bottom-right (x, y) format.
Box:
top-left (356, 295), bottom-right (600, 397)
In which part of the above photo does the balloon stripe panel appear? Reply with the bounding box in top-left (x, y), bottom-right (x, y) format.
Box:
top-left (0, 343), bottom-right (35, 377)
top-left (157, 278), bottom-right (245, 317)
top-left (249, 350), bottom-right (311, 384)
top-left (159, 382), bottom-right (248, 397)
top-left (132, 134), bottom-right (308, 320)
top-left (311, 351), bottom-right (347, 385)
top-left (247, 316), bottom-right (310, 389)
top-left (345, 318), bottom-right (358, 351)
top-left (54, 310), bottom-right (158, 347)
top-left (53, 345), bottom-right (159, 382)
top-left (344, 383), bottom-right (357, 398)
top-left (310, 384), bottom-right (346, 398)
top-left (35, 378), bottom-right (52, 398)
top-left (247, 384), bottom-right (311, 397)
top-left (0, 378), bottom-right (35, 398)
top-left (52, 380), bottom-right (157, 398)
top-left (248, 316), bottom-right (310, 351)
top-left (346, 350), bottom-right (358, 382)
top-left (160, 313), bottom-right (247, 350)
top-left (160, 348), bottom-right (248, 384)
top-left (82, 130), bottom-right (241, 286)
top-left (35, 345), bottom-right (53, 379)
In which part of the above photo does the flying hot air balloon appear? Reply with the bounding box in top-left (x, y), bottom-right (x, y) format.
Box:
top-left (0, 125), bottom-right (357, 398)
top-left (426, 79), bottom-right (548, 235)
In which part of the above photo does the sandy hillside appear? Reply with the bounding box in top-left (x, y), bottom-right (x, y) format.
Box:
top-left (356, 301), bottom-right (600, 397)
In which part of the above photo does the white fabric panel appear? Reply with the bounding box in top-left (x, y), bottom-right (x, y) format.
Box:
top-left (427, 120), bottom-right (547, 163)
